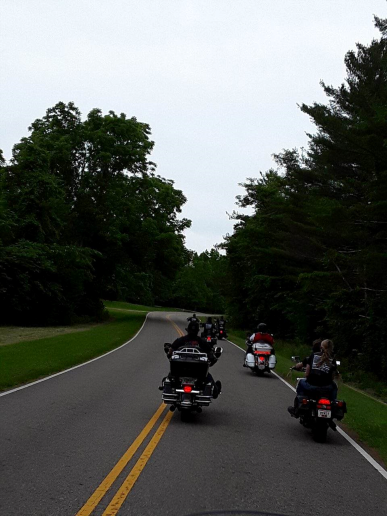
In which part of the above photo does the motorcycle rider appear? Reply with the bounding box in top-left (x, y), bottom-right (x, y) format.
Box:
top-left (288, 339), bottom-right (338, 417)
top-left (201, 316), bottom-right (215, 338)
top-left (187, 313), bottom-right (200, 323)
top-left (246, 323), bottom-right (274, 353)
top-left (292, 339), bottom-right (322, 371)
top-left (167, 320), bottom-right (222, 398)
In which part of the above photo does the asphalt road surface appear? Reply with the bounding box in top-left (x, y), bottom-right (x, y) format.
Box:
top-left (1, 312), bottom-right (386, 516)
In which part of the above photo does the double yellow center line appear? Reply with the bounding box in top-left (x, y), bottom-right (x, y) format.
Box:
top-left (75, 315), bottom-right (183, 516)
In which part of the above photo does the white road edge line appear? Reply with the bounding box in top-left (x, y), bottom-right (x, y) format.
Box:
top-left (0, 312), bottom-right (154, 398)
top-left (225, 338), bottom-right (387, 481)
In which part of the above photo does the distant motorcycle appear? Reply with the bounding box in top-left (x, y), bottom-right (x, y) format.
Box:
top-left (201, 324), bottom-right (217, 346)
top-left (160, 344), bottom-right (223, 421)
top-left (288, 358), bottom-right (347, 442)
top-left (244, 339), bottom-right (276, 375)
top-left (216, 324), bottom-right (227, 340)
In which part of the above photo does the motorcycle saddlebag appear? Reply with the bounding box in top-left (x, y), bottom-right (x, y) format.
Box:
top-left (268, 354), bottom-right (276, 369)
top-left (245, 353), bottom-right (255, 368)
top-left (332, 400), bottom-right (347, 420)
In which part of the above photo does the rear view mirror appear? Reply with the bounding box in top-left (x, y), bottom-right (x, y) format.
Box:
top-left (291, 356), bottom-right (300, 363)
top-left (164, 343), bottom-right (171, 354)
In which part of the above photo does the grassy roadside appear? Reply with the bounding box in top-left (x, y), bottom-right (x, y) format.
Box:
top-left (0, 310), bottom-right (141, 391)
top-left (228, 331), bottom-right (387, 466)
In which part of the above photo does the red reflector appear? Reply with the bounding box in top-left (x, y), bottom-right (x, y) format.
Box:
top-left (183, 385), bottom-right (192, 393)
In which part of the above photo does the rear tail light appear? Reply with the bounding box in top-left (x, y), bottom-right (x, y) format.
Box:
top-left (336, 401), bottom-right (344, 407)
top-left (183, 385), bottom-right (192, 393)
top-left (259, 356), bottom-right (265, 362)
top-left (207, 336), bottom-right (211, 342)
top-left (317, 398), bottom-right (331, 409)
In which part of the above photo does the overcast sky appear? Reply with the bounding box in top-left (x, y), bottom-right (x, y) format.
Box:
top-left (1, 0), bottom-right (386, 252)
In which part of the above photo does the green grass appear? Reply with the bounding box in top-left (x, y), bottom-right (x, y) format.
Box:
top-left (0, 310), bottom-right (145, 391)
top-left (0, 323), bottom-right (103, 346)
top-left (228, 331), bottom-right (387, 466)
top-left (103, 300), bottom-right (182, 312)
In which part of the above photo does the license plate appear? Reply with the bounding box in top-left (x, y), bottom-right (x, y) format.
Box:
top-left (318, 410), bottom-right (331, 418)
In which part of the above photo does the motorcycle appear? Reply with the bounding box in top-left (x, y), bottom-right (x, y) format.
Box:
top-left (160, 343), bottom-right (223, 421)
top-left (288, 357), bottom-right (347, 442)
top-left (217, 326), bottom-right (227, 340)
top-left (201, 326), bottom-right (218, 346)
top-left (244, 339), bottom-right (276, 375)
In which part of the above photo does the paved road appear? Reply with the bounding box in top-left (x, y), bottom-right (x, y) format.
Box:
top-left (1, 312), bottom-right (386, 516)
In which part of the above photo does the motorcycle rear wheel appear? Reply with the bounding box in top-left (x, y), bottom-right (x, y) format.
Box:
top-left (180, 410), bottom-right (192, 422)
top-left (312, 422), bottom-right (328, 443)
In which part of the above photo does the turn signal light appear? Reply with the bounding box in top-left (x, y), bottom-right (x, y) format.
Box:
top-left (337, 401), bottom-right (344, 407)
top-left (183, 385), bottom-right (193, 393)
top-left (302, 399), bottom-right (308, 405)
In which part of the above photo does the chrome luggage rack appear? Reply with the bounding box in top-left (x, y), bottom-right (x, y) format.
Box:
top-left (171, 348), bottom-right (209, 361)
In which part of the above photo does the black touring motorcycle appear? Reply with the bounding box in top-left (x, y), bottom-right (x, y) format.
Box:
top-left (160, 343), bottom-right (223, 421)
top-left (288, 356), bottom-right (347, 442)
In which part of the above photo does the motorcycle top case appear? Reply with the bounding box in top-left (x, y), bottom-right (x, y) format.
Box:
top-left (170, 355), bottom-right (209, 380)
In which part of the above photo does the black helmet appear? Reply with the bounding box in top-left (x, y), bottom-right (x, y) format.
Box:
top-left (187, 320), bottom-right (200, 335)
top-left (257, 323), bottom-right (267, 332)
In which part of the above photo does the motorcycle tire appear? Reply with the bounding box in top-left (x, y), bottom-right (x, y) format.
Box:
top-left (180, 410), bottom-right (192, 422)
top-left (312, 422), bottom-right (328, 443)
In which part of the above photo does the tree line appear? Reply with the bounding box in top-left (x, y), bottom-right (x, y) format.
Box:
top-left (223, 16), bottom-right (387, 380)
top-left (0, 103), bottom-right (193, 324)
top-left (0, 102), bottom-right (226, 324)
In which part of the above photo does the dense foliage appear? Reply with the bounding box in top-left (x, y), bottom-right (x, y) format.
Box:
top-left (0, 104), bottom-right (190, 324)
top-left (173, 249), bottom-right (228, 313)
top-left (224, 17), bottom-right (387, 380)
